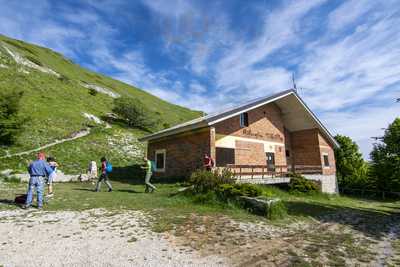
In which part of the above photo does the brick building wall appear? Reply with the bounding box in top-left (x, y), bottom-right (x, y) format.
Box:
top-left (291, 129), bottom-right (321, 166)
top-left (234, 140), bottom-right (265, 165)
top-left (214, 103), bottom-right (285, 143)
top-left (291, 128), bottom-right (336, 175)
top-left (284, 128), bottom-right (293, 167)
top-left (214, 103), bottom-right (286, 166)
top-left (147, 128), bottom-right (211, 178)
top-left (318, 133), bottom-right (336, 175)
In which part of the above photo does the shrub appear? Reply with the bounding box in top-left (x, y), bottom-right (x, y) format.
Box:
top-left (26, 55), bottom-right (43, 66)
top-left (88, 88), bottom-right (98, 96)
top-left (191, 191), bottom-right (217, 204)
top-left (1, 175), bottom-right (21, 183)
top-left (216, 183), bottom-right (262, 201)
top-left (58, 75), bottom-right (71, 83)
top-left (112, 97), bottom-right (158, 131)
top-left (267, 200), bottom-right (287, 220)
top-left (0, 90), bottom-right (26, 145)
top-left (289, 175), bottom-right (321, 193)
top-left (188, 169), bottom-right (235, 194)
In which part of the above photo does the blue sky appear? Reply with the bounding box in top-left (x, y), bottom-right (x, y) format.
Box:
top-left (0, 0), bottom-right (399, 158)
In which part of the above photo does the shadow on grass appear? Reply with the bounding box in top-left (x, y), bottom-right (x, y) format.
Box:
top-left (73, 188), bottom-right (95, 192)
top-left (0, 199), bottom-right (17, 206)
top-left (108, 164), bottom-right (186, 185)
top-left (285, 200), bottom-right (400, 239)
top-left (108, 164), bottom-right (146, 185)
top-left (116, 189), bottom-right (142, 193)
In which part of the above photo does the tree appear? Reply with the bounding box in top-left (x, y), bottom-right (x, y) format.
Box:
top-left (0, 90), bottom-right (25, 145)
top-left (370, 118), bottom-right (400, 192)
top-left (334, 134), bottom-right (368, 189)
top-left (112, 97), bottom-right (158, 131)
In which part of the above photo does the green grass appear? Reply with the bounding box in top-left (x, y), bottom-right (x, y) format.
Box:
top-left (0, 34), bottom-right (202, 171)
top-left (1, 180), bottom-right (399, 265)
top-left (1, 180), bottom-right (399, 231)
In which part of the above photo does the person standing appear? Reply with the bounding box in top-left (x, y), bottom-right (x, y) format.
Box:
top-left (46, 156), bottom-right (58, 197)
top-left (141, 156), bottom-right (156, 193)
top-left (87, 160), bottom-right (98, 180)
top-left (95, 157), bottom-right (112, 192)
top-left (203, 154), bottom-right (214, 171)
top-left (23, 152), bottom-right (54, 209)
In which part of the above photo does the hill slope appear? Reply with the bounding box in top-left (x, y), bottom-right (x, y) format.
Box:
top-left (0, 34), bottom-right (201, 174)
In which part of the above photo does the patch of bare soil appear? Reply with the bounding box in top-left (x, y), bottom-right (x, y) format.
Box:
top-left (169, 212), bottom-right (399, 266)
top-left (0, 209), bottom-right (228, 267)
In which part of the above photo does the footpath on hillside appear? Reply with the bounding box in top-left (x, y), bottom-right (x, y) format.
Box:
top-left (0, 128), bottom-right (90, 159)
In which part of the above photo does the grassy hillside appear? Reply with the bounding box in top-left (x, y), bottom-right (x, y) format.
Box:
top-left (0, 34), bottom-right (201, 174)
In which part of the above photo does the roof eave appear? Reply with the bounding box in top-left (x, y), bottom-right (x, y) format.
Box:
top-left (138, 120), bottom-right (209, 142)
top-left (291, 92), bottom-right (339, 148)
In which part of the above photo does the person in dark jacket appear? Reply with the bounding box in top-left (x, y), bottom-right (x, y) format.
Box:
top-left (23, 152), bottom-right (54, 209)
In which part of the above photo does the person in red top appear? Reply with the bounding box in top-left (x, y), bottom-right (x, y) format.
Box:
top-left (95, 157), bottom-right (112, 192)
top-left (203, 154), bottom-right (214, 171)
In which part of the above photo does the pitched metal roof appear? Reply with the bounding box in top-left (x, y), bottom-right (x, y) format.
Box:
top-left (139, 89), bottom-right (339, 148)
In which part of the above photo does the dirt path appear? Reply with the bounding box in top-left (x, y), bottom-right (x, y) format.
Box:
top-left (0, 128), bottom-right (90, 159)
top-left (374, 224), bottom-right (400, 266)
top-left (0, 209), bottom-right (228, 267)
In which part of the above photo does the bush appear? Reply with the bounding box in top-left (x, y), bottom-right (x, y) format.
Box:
top-left (112, 97), bottom-right (158, 131)
top-left (188, 169), bottom-right (235, 194)
top-left (267, 200), bottom-right (287, 220)
top-left (191, 191), bottom-right (217, 204)
top-left (88, 88), bottom-right (98, 96)
top-left (289, 175), bottom-right (321, 193)
top-left (1, 175), bottom-right (21, 183)
top-left (0, 90), bottom-right (26, 145)
top-left (216, 183), bottom-right (262, 201)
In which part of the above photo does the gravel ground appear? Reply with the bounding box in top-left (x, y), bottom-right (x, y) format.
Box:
top-left (0, 209), bottom-right (229, 267)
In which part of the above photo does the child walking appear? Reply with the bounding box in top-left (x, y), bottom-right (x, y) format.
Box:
top-left (95, 157), bottom-right (113, 192)
top-left (46, 156), bottom-right (58, 197)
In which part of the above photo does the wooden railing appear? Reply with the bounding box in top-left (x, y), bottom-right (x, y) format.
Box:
top-left (288, 165), bottom-right (323, 174)
top-left (226, 164), bottom-right (323, 178)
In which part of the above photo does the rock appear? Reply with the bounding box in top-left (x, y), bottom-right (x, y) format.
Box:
top-left (78, 174), bottom-right (90, 182)
top-left (238, 196), bottom-right (283, 217)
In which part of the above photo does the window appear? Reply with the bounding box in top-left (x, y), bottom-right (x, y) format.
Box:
top-left (216, 147), bottom-right (235, 167)
top-left (155, 149), bottom-right (166, 172)
top-left (240, 112), bottom-right (249, 127)
top-left (323, 154), bottom-right (330, 167)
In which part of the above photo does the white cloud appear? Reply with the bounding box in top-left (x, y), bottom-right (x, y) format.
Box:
top-left (321, 102), bottom-right (400, 159)
top-left (214, 0), bottom-right (325, 94)
top-left (189, 82), bottom-right (206, 94)
top-left (298, 9), bottom-right (400, 111)
top-left (327, 0), bottom-right (375, 31)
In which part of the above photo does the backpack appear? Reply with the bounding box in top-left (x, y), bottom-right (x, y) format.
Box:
top-left (15, 194), bottom-right (27, 204)
top-left (150, 160), bottom-right (156, 172)
top-left (106, 162), bottom-right (113, 173)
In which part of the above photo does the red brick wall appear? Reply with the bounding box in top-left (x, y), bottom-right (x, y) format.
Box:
top-left (284, 128), bottom-right (292, 167)
top-left (214, 103), bottom-right (285, 143)
top-left (234, 140), bottom-right (265, 165)
top-left (214, 103), bottom-right (286, 166)
top-left (291, 128), bottom-right (336, 175)
top-left (291, 129), bottom-right (321, 166)
top-left (147, 128), bottom-right (211, 178)
top-left (318, 133), bottom-right (336, 175)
